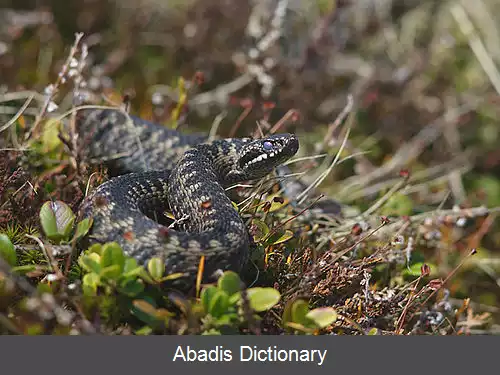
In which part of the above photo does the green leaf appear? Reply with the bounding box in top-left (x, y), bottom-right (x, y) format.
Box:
top-left (147, 257), bottom-right (164, 281)
top-left (10, 265), bottom-right (38, 274)
top-left (0, 233), bottom-right (17, 266)
top-left (155, 308), bottom-right (174, 320)
top-left (135, 326), bottom-right (153, 335)
top-left (131, 298), bottom-right (160, 325)
top-left (82, 273), bottom-right (100, 295)
top-left (215, 312), bottom-right (238, 325)
top-left (39, 200), bottom-right (75, 243)
top-left (41, 119), bottom-right (63, 152)
top-left (267, 230), bottom-right (294, 246)
top-left (217, 271), bottom-right (242, 296)
top-left (214, 314), bottom-right (233, 326)
top-left (100, 242), bottom-right (125, 273)
top-left (100, 265), bottom-right (122, 280)
top-left (367, 328), bottom-right (379, 335)
top-left (137, 267), bottom-right (156, 284)
top-left (73, 218), bottom-right (93, 242)
top-left (159, 272), bottom-right (186, 282)
top-left (87, 243), bottom-right (103, 255)
top-left (78, 253), bottom-right (101, 274)
top-left (282, 298), bottom-right (311, 327)
top-left (251, 219), bottom-right (270, 242)
top-left (122, 258), bottom-right (143, 278)
top-left (403, 262), bottom-right (437, 277)
top-left (133, 299), bottom-right (157, 315)
top-left (201, 286), bottom-right (218, 313)
top-left (246, 287), bottom-right (280, 312)
top-left (291, 299), bottom-right (310, 326)
top-left (208, 290), bottom-right (230, 318)
top-left (305, 307), bottom-right (338, 328)
top-left (228, 292), bottom-right (242, 305)
top-left (119, 279), bottom-right (145, 297)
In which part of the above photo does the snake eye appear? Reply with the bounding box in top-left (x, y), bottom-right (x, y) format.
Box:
top-left (263, 141), bottom-right (274, 151)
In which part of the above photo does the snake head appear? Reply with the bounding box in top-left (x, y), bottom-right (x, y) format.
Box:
top-left (237, 134), bottom-right (299, 179)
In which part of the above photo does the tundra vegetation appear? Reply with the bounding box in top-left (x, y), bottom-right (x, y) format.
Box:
top-left (1, 0), bottom-right (500, 335)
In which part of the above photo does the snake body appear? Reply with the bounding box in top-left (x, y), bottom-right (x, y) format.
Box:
top-left (77, 109), bottom-right (299, 289)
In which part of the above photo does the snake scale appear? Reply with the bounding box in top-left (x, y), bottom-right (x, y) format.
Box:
top-left (76, 109), bottom-right (299, 290)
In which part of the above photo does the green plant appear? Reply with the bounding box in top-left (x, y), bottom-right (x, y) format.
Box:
top-left (78, 242), bottom-right (175, 331)
top-left (0, 233), bottom-right (17, 266)
top-left (199, 271), bottom-right (281, 333)
top-left (282, 298), bottom-right (338, 334)
top-left (39, 200), bottom-right (92, 245)
top-left (77, 242), bottom-right (282, 334)
top-left (78, 242), bottom-right (147, 297)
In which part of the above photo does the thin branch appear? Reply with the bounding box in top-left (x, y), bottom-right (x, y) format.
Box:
top-left (0, 93), bottom-right (35, 133)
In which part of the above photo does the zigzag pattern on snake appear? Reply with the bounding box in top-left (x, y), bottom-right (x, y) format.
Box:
top-left (76, 109), bottom-right (299, 289)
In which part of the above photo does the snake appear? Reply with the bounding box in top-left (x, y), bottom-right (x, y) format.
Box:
top-left (76, 108), bottom-right (299, 290)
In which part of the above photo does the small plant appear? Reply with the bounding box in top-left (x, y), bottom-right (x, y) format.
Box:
top-left (282, 298), bottom-right (338, 334)
top-left (78, 242), bottom-right (173, 331)
top-left (199, 271), bottom-right (281, 333)
top-left (77, 241), bottom-right (282, 334)
top-left (78, 242), bottom-right (146, 297)
top-left (249, 192), bottom-right (295, 248)
top-left (39, 200), bottom-right (92, 245)
top-left (0, 200), bottom-right (93, 275)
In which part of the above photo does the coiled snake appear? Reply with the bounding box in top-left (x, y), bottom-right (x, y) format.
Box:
top-left (77, 109), bottom-right (299, 290)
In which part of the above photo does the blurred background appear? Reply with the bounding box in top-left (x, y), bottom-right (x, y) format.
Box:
top-left (2, 0), bottom-right (500, 331)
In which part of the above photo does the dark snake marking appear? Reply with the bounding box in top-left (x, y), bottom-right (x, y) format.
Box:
top-left (77, 109), bottom-right (299, 289)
